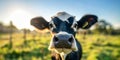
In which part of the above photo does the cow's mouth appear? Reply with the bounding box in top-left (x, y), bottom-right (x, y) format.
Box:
top-left (49, 44), bottom-right (78, 54)
top-left (54, 48), bottom-right (72, 54)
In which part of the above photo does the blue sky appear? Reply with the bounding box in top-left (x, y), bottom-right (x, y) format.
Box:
top-left (0, 0), bottom-right (120, 29)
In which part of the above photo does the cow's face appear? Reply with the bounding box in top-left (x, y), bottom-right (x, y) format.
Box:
top-left (31, 12), bottom-right (98, 54)
top-left (49, 12), bottom-right (77, 35)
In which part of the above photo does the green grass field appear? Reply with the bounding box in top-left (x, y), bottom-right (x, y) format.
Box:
top-left (0, 33), bottom-right (120, 60)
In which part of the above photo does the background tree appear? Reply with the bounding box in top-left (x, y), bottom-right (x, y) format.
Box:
top-left (94, 19), bottom-right (113, 34)
top-left (9, 21), bottom-right (13, 49)
top-left (0, 22), bottom-right (4, 33)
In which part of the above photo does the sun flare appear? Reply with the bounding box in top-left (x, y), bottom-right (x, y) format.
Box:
top-left (7, 9), bottom-right (35, 30)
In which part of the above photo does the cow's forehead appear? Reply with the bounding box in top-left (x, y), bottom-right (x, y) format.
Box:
top-left (52, 12), bottom-right (74, 22)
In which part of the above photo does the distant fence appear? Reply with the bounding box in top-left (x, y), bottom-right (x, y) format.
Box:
top-left (0, 29), bottom-right (51, 60)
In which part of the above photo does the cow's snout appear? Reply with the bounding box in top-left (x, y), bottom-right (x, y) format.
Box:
top-left (53, 34), bottom-right (74, 49)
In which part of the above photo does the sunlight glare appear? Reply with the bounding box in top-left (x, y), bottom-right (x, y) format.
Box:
top-left (7, 9), bottom-right (35, 30)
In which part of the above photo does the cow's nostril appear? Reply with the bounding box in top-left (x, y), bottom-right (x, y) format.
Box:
top-left (68, 37), bottom-right (73, 43)
top-left (54, 36), bottom-right (59, 42)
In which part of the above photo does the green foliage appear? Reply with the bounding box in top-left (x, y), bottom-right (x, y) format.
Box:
top-left (0, 33), bottom-right (120, 60)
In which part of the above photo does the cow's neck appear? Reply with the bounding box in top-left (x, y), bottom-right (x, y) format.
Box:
top-left (60, 52), bottom-right (67, 60)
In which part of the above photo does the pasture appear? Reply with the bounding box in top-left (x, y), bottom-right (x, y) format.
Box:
top-left (0, 33), bottom-right (120, 60)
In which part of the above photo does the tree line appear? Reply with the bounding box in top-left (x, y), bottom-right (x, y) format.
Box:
top-left (0, 20), bottom-right (120, 35)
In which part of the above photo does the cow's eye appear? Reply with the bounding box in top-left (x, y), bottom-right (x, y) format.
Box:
top-left (72, 23), bottom-right (78, 28)
top-left (49, 23), bottom-right (54, 28)
top-left (49, 22), bottom-right (56, 29)
top-left (71, 23), bottom-right (78, 31)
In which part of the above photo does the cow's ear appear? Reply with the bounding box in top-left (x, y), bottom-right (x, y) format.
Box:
top-left (30, 17), bottom-right (49, 30)
top-left (77, 15), bottom-right (98, 29)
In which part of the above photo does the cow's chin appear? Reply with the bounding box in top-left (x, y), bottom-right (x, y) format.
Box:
top-left (48, 47), bottom-right (72, 54)
top-left (54, 48), bottom-right (72, 54)
top-left (49, 47), bottom-right (78, 54)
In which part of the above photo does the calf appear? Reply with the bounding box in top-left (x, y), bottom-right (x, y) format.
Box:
top-left (30, 12), bottom-right (98, 60)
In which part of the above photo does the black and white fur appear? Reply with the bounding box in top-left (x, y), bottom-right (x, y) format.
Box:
top-left (30, 12), bottom-right (98, 60)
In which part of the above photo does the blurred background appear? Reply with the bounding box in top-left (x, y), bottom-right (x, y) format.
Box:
top-left (0, 0), bottom-right (120, 60)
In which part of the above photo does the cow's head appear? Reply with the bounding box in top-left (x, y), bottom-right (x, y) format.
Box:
top-left (31, 12), bottom-right (97, 54)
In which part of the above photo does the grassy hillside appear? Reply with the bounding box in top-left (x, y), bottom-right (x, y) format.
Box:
top-left (0, 33), bottom-right (120, 60)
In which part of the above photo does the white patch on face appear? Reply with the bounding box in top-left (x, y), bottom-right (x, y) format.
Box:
top-left (48, 36), bottom-right (55, 51)
top-left (53, 12), bottom-right (73, 23)
top-left (71, 35), bottom-right (78, 51)
top-left (56, 31), bottom-right (70, 35)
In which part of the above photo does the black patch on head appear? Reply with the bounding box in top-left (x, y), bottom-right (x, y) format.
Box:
top-left (52, 17), bottom-right (62, 27)
top-left (67, 17), bottom-right (74, 24)
top-left (49, 17), bottom-right (62, 33)
top-left (50, 17), bottom-right (76, 35)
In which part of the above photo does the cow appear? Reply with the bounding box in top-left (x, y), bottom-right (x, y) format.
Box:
top-left (30, 12), bottom-right (98, 60)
